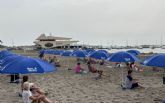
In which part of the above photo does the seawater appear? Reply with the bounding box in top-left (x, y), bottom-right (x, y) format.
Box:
top-left (107, 48), bottom-right (165, 53)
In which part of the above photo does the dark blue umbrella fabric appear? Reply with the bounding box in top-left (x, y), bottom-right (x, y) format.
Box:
top-left (143, 54), bottom-right (165, 68)
top-left (1, 57), bottom-right (56, 74)
top-left (61, 51), bottom-right (72, 57)
top-left (107, 51), bottom-right (139, 62)
top-left (0, 50), bottom-right (14, 59)
top-left (71, 50), bottom-right (87, 58)
top-left (88, 51), bottom-right (108, 60)
top-left (97, 50), bottom-right (108, 54)
top-left (0, 55), bottom-right (24, 68)
top-left (127, 50), bottom-right (140, 55)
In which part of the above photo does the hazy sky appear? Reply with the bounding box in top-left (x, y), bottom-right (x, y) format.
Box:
top-left (0, 0), bottom-right (165, 46)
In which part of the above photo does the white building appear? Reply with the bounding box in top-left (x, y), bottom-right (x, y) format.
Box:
top-left (34, 34), bottom-right (79, 48)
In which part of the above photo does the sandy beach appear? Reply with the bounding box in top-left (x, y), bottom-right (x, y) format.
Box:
top-left (0, 53), bottom-right (165, 103)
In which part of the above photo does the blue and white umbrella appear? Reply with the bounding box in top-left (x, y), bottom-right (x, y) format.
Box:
top-left (143, 53), bottom-right (165, 68)
top-left (71, 50), bottom-right (87, 58)
top-left (1, 57), bottom-right (56, 74)
top-left (61, 51), bottom-right (72, 57)
top-left (88, 51), bottom-right (108, 60)
top-left (107, 51), bottom-right (139, 62)
top-left (127, 50), bottom-right (140, 55)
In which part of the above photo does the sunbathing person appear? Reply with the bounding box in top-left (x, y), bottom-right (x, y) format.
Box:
top-left (124, 70), bottom-right (143, 89)
top-left (22, 82), bottom-right (57, 103)
top-left (87, 62), bottom-right (103, 79)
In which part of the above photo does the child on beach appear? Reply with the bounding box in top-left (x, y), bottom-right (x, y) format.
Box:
top-left (74, 63), bottom-right (85, 74)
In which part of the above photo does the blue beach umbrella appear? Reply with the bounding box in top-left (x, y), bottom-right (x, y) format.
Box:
top-left (71, 50), bottom-right (87, 58)
top-left (88, 51), bottom-right (108, 60)
top-left (0, 55), bottom-right (24, 67)
top-left (127, 50), bottom-right (140, 55)
top-left (97, 50), bottom-right (108, 54)
top-left (143, 54), bottom-right (165, 68)
top-left (1, 57), bottom-right (56, 74)
top-left (107, 51), bottom-right (139, 85)
top-left (107, 51), bottom-right (139, 62)
top-left (0, 50), bottom-right (14, 59)
top-left (85, 49), bottom-right (95, 54)
top-left (61, 51), bottom-right (72, 57)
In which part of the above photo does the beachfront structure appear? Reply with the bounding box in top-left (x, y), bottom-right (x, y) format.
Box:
top-left (34, 34), bottom-right (79, 48)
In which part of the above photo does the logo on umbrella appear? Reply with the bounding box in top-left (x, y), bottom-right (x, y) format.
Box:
top-left (124, 58), bottom-right (130, 62)
top-left (27, 67), bottom-right (37, 72)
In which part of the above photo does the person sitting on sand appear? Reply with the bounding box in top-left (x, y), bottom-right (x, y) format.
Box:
top-left (22, 82), bottom-right (57, 103)
top-left (74, 63), bottom-right (85, 74)
top-left (124, 70), bottom-right (143, 89)
top-left (87, 62), bottom-right (103, 79)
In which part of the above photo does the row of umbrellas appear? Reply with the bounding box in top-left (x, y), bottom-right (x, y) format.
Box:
top-left (42, 49), bottom-right (165, 69)
top-left (42, 49), bottom-right (140, 60)
top-left (0, 50), bottom-right (56, 74)
top-left (1, 49), bottom-right (165, 75)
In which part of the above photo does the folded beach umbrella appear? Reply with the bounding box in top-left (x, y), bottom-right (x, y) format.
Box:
top-left (71, 50), bottom-right (87, 58)
top-left (61, 51), bottom-right (72, 57)
top-left (107, 51), bottom-right (139, 62)
top-left (88, 51), bottom-right (108, 60)
top-left (142, 54), bottom-right (165, 68)
top-left (1, 57), bottom-right (56, 74)
top-left (127, 50), bottom-right (140, 55)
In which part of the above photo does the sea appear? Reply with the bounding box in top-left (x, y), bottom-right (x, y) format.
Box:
top-left (106, 48), bottom-right (165, 53)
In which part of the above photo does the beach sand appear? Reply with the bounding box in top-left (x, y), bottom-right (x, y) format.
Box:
top-left (0, 55), bottom-right (165, 103)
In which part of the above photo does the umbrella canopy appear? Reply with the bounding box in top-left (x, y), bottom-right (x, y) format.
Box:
top-left (0, 55), bottom-right (24, 67)
top-left (97, 50), bottom-right (108, 54)
top-left (88, 51), bottom-right (108, 60)
top-left (1, 57), bottom-right (56, 74)
top-left (61, 51), bottom-right (72, 57)
top-left (143, 54), bottom-right (165, 68)
top-left (71, 50), bottom-right (87, 58)
top-left (0, 50), bottom-right (14, 59)
top-left (85, 49), bottom-right (95, 54)
top-left (127, 50), bottom-right (140, 55)
top-left (107, 51), bottom-right (139, 62)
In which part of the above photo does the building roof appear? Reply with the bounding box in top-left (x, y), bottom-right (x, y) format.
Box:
top-left (36, 34), bottom-right (72, 40)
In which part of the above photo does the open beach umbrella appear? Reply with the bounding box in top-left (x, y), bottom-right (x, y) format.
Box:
top-left (143, 54), bottom-right (165, 68)
top-left (61, 51), bottom-right (72, 57)
top-left (71, 50), bottom-right (87, 58)
top-left (142, 54), bottom-right (165, 85)
top-left (0, 55), bottom-right (24, 67)
top-left (107, 51), bottom-right (139, 84)
top-left (88, 51), bottom-right (108, 60)
top-left (53, 50), bottom-right (64, 55)
top-left (107, 51), bottom-right (139, 62)
top-left (97, 50), bottom-right (108, 54)
top-left (1, 57), bottom-right (56, 74)
top-left (127, 50), bottom-right (140, 55)
top-left (85, 49), bottom-right (95, 54)
top-left (0, 50), bottom-right (14, 59)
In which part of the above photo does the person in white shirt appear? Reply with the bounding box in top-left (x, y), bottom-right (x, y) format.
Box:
top-left (22, 82), bottom-right (57, 103)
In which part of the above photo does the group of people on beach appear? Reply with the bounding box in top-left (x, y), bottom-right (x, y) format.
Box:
top-left (21, 76), bottom-right (58, 103)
